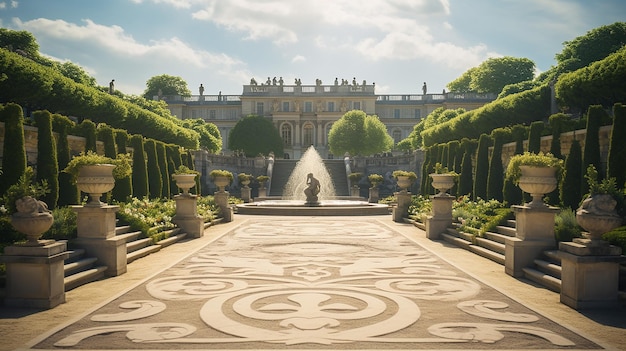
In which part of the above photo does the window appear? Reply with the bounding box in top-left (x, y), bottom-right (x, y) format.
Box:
top-left (209, 110), bottom-right (216, 119)
top-left (303, 124), bottom-right (314, 146)
top-left (392, 130), bottom-right (402, 144)
top-left (327, 101), bottom-right (335, 112)
top-left (282, 101), bottom-right (290, 112)
top-left (394, 109), bottom-right (400, 118)
top-left (353, 101), bottom-right (361, 110)
top-left (304, 101), bottom-right (313, 112)
top-left (256, 102), bottom-right (264, 115)
top-left (414, 109), bottom-right (421, 119)
top-left (281, 124), bottom-right (292, 146)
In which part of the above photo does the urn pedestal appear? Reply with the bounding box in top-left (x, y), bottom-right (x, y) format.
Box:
top-left (517, 166), bottom-right (557, 208)
top-left (173, 194), bottom-right (204, 238)
top-left (76, 164), bottom-right (115, 207)
top-left (172, 173), bottom-right (197, 195)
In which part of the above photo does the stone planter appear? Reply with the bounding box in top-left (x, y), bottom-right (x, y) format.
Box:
top-left (576, 194), bottom-right (623, 245)
top-left (240, 179), bottom-right (251, 188)
top-left (172, 173), bottom-right (197, 195)
top-left (517, 165), bottom-right (557, 208)
top-left (430, 173), bottom-right (456, 197)
top-left (214, 176), bottom-right (231, 192)
top-left (10, 196), bottom-right (54, 246)
top-left (396, 176), bottom-right (412, 193)
top-left (76, 164), bottom-right (115, 207)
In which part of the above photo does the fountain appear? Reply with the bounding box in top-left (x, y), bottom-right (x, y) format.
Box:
top-left (236, 146), bottom-right (389, 215)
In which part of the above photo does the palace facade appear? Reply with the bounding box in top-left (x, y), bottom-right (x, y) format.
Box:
top-left (162, 80), bottom-right (496, 159)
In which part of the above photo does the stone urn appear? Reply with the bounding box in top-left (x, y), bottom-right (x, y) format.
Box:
top-left (240, 178), bottom-right (251, 188)
top-left (10, 196), bottom-right (54, 246)
top-left (396, 176), bottom-right (413, 193)
top-left (172, 173), bottom-right (197, 195)
top-left (76, 164), bottom-right (116, 207)
top-left (517, 165), bottom-right (557, 208)
top-left (214, 176), bottom-right (231, 192)
top-left (576, 194), bottom-right (623, 245)
top-left (430, 173), bottom-right (456, 197)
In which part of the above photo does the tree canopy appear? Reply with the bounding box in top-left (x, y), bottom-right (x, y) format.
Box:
top-left (556, 22), bottom-right (626, 73)
top-left (143, 74), bottom-right (192, 100)
top-left (403, 107), bottom-right (466, 149)
top-left (228, 115), bottom-right (283, 157)
top-left (447, 57), bottom-right (535, 94)
top-left (327, 110), bottom-right (393, 156)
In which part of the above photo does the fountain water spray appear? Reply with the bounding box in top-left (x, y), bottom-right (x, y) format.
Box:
top-left (283, 146), bottom-right (336, 200)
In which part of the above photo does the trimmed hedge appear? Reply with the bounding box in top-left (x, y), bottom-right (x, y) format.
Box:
top-left (607, 103), bottom-right (626, 187)
top-left (33, 110), bottom-right (59, 209)
top-left (130, 135), bottom-right (148, 199)
top-left (473, 134), bottom-right (491, 201)
top-left (52, 113), bottom-right (79, 206)
top-left (0, 103), bottom-right (27, 195)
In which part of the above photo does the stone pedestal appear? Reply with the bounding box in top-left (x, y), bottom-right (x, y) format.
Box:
top-left (351, 186), bottom-right (360, 197)
top-left (72, 205), bottom-right (126, 276)
top-left (1, 241), bottom-right (69, 309)
top-left (215, 191), bottom-right (233, 222)
top-left (368, 187), bottom-right (379, 203)
top-left (173, 194), bottom-right (204, 238)
top-left (505, 205), bottom-right (558, 277)
top-left (558, 241), bottom-right (624, 309)
top-left (425, 195), bottom-right (454, 240)
top-left (258, 187), bottom-right (267, 198)
top-left (392, 191), bottom-right (411, 222)
top-left (241, 187), bottom-right (251, 203)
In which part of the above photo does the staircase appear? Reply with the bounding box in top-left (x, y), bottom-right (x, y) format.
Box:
top-left (523, 250), bottom-right (562, 292)
top-left (439, 219), bottom-right (517, 265)
top-left (63, 245), bottom-right (108, 291)
top-left (269, 159), bottom-right (349, 197)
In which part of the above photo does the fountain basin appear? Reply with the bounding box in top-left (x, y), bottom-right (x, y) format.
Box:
top-left (236, 198), bottom-right (390, 216)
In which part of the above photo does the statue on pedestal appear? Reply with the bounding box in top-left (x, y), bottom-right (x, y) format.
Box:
top-left (304, 173), bottom-right (320, 206)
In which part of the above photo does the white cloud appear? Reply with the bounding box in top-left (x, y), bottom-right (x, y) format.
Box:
top-left (0, 3), bottom-right (6, 10)
top-left (11, 0), bottom-right (17, 8)
top-left (291, 55), bottom-right (306, 63)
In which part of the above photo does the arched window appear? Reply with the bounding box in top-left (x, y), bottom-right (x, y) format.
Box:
top-left (281, 124), bottom-right (292, 146)
top-left (303, 123), bottom-right (314, 146)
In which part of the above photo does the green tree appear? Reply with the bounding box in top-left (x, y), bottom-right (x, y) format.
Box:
top-left (407, 107), bottom-right (465, 148)
top-left (74, 119), bottom-right (97, 152)
top-left (328, 110), bottom-right (393, 156)
top-left (555, 22), bottom-right (626, 73)
top-left (582, 105), bottom-right (604, 182)
top-left (560, 140), bottom-right (583, 210)
top-left (33, 110), bottom-right (59, 209)
top-left (144, 139), bottom-right (162, 199)
top-left (155, 141), bottom-right (170, 198)
top-left (112, 129), bottom-right (132, 202)
top-left (97, 124), bottom-right (117, 158)
top-left (182, 118), bottom-right (222, 153)
top-left (0, 103), bottom-right (27, 195)
top-left (458, 138), bottom-right (477, 197)
top-left (52, 113), bottom-right (79, 206)
top-left (54, 61), bottom-right (97, 87)
top-left (549, 113), bottom-right (569, 159)
top-left (143, 74), bottom-right (191, 100)
top-left (130, 135), bottom-right (148, 199)
top-left (166, 145), bottom-right (183, 196)
top-left (420, 145), bottom-right (435, 195)
top-left (607, 103), bottom-right (626, 188)
top-left (447, 57), bottom-right (535, 94)
top-left (0, 28), bottom-right (40, 60)
top-left (487, 128), bottom-right (510, 202)
top-left (503, 125), bottom-right (526, 205)
top-left (228, 115), bottom-right (284, 157)
top-left (473, 134), bottom-right (491, 200)
top-left (527, 121), bottom-right (544, 154)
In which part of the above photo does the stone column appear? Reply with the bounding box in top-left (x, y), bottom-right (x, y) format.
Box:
top-left (425, 195), bottom-right (454, 240)
top-left (1, 240), bottom-right (69, 309)
top-left (368, 187), bottom-right (379, 203)
top-left (72, 205), bottom-right (127, 277)
top-left (241, 187), bottom-right (251, 203)
top-left (504, 205), bottom-right (558, 277)
top-left (559, 239), bottom-right (624, 309)
top-left (392, 191), bottom-right (411, 222)
top-left (173, 194), bottom-right (204, 238)
top-left (215, 191), bottom-right (233, 222)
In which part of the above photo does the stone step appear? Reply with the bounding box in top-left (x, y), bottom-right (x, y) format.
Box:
top-left (533, 258), bottom-right (562, 279)
top-left (126, 237), bottom-right (153, 254)
top-left (116, 230), bottom-right (142, 243)
top-left (475, 237), bottom-right (506, 255)
top-left (543, 250), bottom-right (562, 264)
top-left (523, 267), bottom-right (562, 293)
top-left (506, 219), bottom-right (516, 227)
top-left (468, 245), bottom-right (505, 265)
top-left (64, 257), bottom-right (98, 277)
top-left (495, 225), bottom-right (516, 237)
top-left (65, 248), bottom-right (86, 263)
top-left (127, 245), bottom-right (161, 264)
top-left (64, 266), bottom-right (107, 291)
top-left (115, 225), bottom-right (133, 235)
top-left (441, 232), bottom-right (472, 250)
top-left (483, 231), bottom-right (511, 244)
top-left (157, 232), bottom-right (188, 248)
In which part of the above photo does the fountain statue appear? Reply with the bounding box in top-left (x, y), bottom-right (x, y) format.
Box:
top-left (283, 146), bottom-right (336, 200)
top-left (304, 173), bottom-right (321, 206)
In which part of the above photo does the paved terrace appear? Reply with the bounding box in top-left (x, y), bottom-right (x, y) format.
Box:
top-left (1, 214), bottom-right (624, 351)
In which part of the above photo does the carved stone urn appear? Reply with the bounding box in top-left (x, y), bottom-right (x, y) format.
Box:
top-left (396, 176), bottom-right (412, 193)
top-left (430, 173), bottom-right (456, 197)
top-left (214, 176), bottom-right (231, 192)
top-left (240, 178), bottom-right (251, 188)
top-left (518, 166), bottom-right (557, 208)
top-left (10, 196), bottom-right (54, 246)
top-left (76, 164), bottom-right (116, 207)
top-left (172, 174), bottom-right (197, 195)
top-left (576, 194), bottom-right (623, 245)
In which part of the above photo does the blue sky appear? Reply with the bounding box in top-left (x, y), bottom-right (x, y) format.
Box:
top-left (1, 0), bottom-right (624, 96)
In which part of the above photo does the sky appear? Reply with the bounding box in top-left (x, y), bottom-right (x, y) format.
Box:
top-left (1, 0), bottom-right (625, 97)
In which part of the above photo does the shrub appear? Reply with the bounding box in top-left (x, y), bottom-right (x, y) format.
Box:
top-left (392, 170), bottom-right (417, 180)
top-left (130, 135), bottom-right (149, 198)
top-left (209, 169), bottom-right (234, 182)
top-left (33, 110), bottom-right (59, 209)
top-left (53, 114), bottom-right (79, 206)
top-left (112, 129), bottom-right (132, 202)
top-left (0, 103), bottom-right (27, 195)
top-left (63, 151), bottom-right (132, 182)
top-left (473, 134), bottom-right (491, 201)
top-left (554, 208), bottom-right (581, 242)
top-left (560, 140), bottom-right (583, 210)
top-left (505, 152), bottom-right (563, 185)
top-left (145, 139), bottom-right (162, 199)
top-left (607, 103), bottom-right (626, 188)
top-left (603, 226), bottom-right (626, 254)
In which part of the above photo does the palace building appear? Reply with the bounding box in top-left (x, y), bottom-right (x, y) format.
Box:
top-left (162, 79), bottom-right (496, 159)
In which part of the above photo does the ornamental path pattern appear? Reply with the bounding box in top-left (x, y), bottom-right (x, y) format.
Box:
top-left (28, 218), bottom-right (599, 350)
